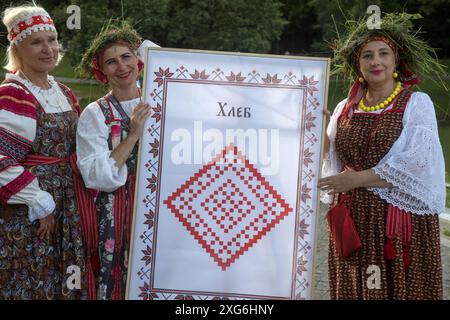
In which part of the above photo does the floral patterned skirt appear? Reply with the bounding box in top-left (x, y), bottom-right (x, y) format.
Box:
top-left (95, 188), bottom-right (131, 300)
top-left (0, 163), bottom-right (87, 300)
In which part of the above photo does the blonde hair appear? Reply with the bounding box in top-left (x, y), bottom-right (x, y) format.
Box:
top-left (4, 46), bottom-right (19, 72)
top-left (2, 4), bottom-right (62, 71)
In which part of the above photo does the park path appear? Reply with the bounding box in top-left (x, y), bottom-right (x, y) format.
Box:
top-left (312, 204), bottom-right (450, 300)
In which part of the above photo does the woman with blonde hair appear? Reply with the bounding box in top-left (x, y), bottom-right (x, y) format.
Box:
top-left (0, 4), bottom-right (86, 299)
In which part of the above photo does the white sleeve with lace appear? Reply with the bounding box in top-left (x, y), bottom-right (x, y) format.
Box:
top-left (368, 92), bottom-right (446, 215)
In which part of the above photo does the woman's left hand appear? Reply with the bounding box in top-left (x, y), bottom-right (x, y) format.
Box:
top-left (318, 171), bottom-right (358, 194)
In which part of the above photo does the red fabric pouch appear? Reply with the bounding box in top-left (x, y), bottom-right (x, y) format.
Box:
top-left (326, 193), bottom-right (362, 259)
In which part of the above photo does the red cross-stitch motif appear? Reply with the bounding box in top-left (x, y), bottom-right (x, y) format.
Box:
top-left (164, 144), bottom-right (293, 271)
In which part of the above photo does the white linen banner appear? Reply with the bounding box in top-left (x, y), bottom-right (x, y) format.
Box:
top-left (126, 48), bottom-right (329, 300)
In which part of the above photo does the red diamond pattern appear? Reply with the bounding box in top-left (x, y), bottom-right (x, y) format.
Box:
top-left (164, 144), bottom-right (293, 271)
top-left (200, 179), bottom-right (255, 234)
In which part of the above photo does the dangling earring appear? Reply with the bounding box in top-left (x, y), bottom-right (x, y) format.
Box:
top-left (393, 71), bottom-right (398, 79)
top-left (358, 76), bottom-right (364, 83)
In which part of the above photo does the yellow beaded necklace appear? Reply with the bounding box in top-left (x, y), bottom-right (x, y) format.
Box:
top-left (358, 81), bottom-right (402, 112)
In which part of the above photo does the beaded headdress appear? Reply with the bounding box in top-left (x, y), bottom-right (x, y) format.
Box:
top-left (6, 7), bottom-right (56, 45)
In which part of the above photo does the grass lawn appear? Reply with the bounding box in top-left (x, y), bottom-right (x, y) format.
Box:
top-left (440, 125), bottom-right (450, 208)
top-left (59, 81), bottom-right (107, 109)
top-left (1, 51), bottom-right (107, 108)
top-left (52, 57), bottom-right (81, 78)
top-left (326, 59), bottom-right (450, 118)
top-left (43, 54), bottom-right (108, 108)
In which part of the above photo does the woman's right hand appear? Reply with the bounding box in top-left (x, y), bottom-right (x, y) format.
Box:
top-left (129, 102), bottom-right (151, 140)
top-left (37, 214), bottom-right (55, 240)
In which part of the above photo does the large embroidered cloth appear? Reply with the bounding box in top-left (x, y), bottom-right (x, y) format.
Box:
top-left (126, 49), bottom-right (329, 300)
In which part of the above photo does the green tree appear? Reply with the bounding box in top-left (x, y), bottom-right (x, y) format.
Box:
top-left (308, 0), bottom-right (404, 53)
top-left (13, 0), bottom-right (169, 67)
top-left (166, 0), bottom-right (287, 53)
top-left (273, 0), bottom-right (320, 55)
top-left (396, 0), bottom-right (450, 58)
top-left (4, 0), bottom-right (286, 66)
top-left (51, 0), bottom-right (111, 66)
top-left (116, 0), bottom-right (170, 47)
top-left (307, 0), bottom-right (450, 58)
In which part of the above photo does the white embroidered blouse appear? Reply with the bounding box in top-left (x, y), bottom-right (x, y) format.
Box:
top-left (76, 97), bottom-right (140, 193)
top-left (321, 91), bottom-right (446, 215)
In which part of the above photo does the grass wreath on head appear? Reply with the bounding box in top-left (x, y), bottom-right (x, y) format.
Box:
top-left (331, 12), bottom-right (447, 90)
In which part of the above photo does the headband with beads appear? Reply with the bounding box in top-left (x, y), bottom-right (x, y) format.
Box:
top-left (6, 8), bottom-right (57, 45)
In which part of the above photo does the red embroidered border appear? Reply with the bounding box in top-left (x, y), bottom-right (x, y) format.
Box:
top-left (0, 158), bottom-right (18, 173)
top-left (0, 129), bottom-right (33, 159)
top-left (135, 63), bottom-right (322, 300)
